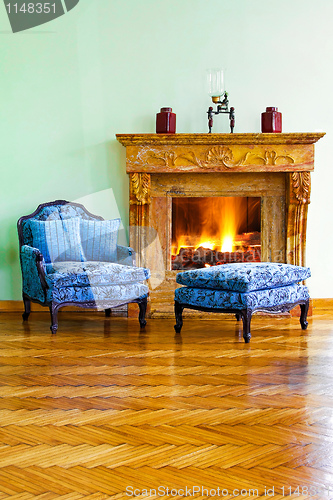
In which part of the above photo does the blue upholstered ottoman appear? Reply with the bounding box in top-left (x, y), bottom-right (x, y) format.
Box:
top-left (174, 263), bottom-right (311, 343)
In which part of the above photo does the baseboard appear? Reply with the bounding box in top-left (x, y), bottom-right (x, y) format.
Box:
top-left (0, 301), bottom-right (127, 315)
top-left (0, 301), bottom-right (83, 312)
top-left (312, 298), bottom-right (333, 314)
top-left (1, 299), bottom-right (332, 316)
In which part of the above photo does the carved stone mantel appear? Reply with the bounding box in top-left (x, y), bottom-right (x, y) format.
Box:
top-left (117, 133), bottom-right (324, 316)
top-left (117, 132), bottom-right (322, 171)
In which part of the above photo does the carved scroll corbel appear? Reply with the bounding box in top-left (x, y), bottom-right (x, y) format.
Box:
top-left (129, 173), bottom-right (151, 268)
top-left (129, 172), bottom-right (151, 227)
top-left (130, 172), bottom-right (151, 205)
top-left (287, 172), bottom-right (311, 267)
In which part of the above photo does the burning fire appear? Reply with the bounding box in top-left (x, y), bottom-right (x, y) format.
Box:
top-left (171, 196), bottom-right (261, 269)
top-left (173, 197), bottom-right (242, 254)
top-left (221, 235), bottom-right (233, 252)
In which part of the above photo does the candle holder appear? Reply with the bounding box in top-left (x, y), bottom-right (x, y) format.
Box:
top-left (206, 69), bottom-right (235, 133)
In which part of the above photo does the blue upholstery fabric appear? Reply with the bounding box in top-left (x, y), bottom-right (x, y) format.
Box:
top-left (25, 218), bottom-right (85, 264)
top-left (175, 283), bottom-right (310, 310)
top-left (116, 245), bottom-right (135, 266)
top-left (21, 250), bottom-right (150, 306)
top-left (21, 203), bottom-right (101, 247)
top-left (176, 262), bottom-right (311, 292)
top-left (21, 245), bottom-right (47, 304)
top-left (19, 202), bottom-right (149, 316)
top-left (45, 261), bottom-right (150, 287)
top-left (80, 219), bottom-right (120, 262)
top-left (51, 283), bottom-right (148, 307)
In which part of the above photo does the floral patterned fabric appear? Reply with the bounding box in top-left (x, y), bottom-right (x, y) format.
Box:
top-left (51, 283), bottom-right (148, 309)
top-left (21, 251), bottom-right (149, 306)
top-left (21, 245), bottom-right (47, 304)
top-left (19, 202), bottom-right (149, 310)
top-left (175, 283), bottom-right (309, 311)
top-left (176, 262), bottom-right (311, 292)
top-left (45, 261), bottom-right (150, 287)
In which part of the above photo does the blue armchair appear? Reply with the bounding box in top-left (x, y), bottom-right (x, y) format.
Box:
top-left (17, 200), bottom-right (150, 333)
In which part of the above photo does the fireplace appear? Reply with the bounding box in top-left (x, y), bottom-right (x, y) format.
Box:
top-left (171, 196), bottom-right (261, 269)
top-left (116, 132), bottom-right (324, 317)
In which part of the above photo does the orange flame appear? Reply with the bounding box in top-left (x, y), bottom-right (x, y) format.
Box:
top-left (172, 197), bottom-right (259, 254)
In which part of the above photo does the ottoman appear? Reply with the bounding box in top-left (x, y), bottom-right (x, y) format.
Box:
top-left (174, 262), bottom-right (311, 343)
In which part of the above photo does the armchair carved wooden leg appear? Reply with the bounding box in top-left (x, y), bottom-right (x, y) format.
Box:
top-left (139, 297), bottom-right (147, 328)
top-left (22, 294), bottom-right (31, 321)
top-left (49, 303), bottom-right (59, 334)
top-left (174, 300), bottom-right (184, 334)
top-left (235, 313), bottom-right (242, 321)
top-left (300, 299), bottom-right (309, 330)
top-left (105, 308), bottom-right (111, 317)
top-left (241, 309), bottom-right (252, 343)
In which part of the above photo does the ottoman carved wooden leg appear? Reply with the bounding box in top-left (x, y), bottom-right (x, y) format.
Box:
top-left (174, 300), bottom-right (184, 334)
top-left (240, 309), bottom-right (252, 343)
top-left (300, 299), bottom-right (309, 330)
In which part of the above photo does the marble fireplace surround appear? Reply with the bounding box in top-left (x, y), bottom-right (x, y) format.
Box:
top-left (117, 133), bottom-right (324, 317)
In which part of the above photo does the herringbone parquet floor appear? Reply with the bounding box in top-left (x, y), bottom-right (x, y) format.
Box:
top-left (0, 311), bottom-right (333, 499)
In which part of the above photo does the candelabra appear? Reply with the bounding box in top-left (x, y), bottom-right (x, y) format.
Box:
top-left (206, 69), bottom-right (235, 133)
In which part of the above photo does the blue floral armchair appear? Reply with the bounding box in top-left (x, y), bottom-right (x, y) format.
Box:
top-left (17, 200), bottom-right (150, 333)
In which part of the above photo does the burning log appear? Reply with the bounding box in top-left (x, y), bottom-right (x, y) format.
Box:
top-left (172, 247), bottom-right (205, 270)
top-left (172, 243), bottom-right (261, 270)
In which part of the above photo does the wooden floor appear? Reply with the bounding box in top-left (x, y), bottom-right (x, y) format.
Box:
top-left (0, 311), bottom-right (333, 499)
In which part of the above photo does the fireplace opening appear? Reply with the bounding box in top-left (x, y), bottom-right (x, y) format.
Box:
top-left (171, 197), bottom-right (261, 270)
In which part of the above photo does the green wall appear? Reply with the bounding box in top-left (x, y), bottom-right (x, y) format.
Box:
top-left (1, 0), bottom-right (332, 299)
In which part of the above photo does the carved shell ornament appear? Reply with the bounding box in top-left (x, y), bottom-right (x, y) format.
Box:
top-left (205, 146), bottom-right (238, 168)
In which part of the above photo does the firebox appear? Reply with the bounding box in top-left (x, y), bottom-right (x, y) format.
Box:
top-left (171, 197), bottom-right (261, 269)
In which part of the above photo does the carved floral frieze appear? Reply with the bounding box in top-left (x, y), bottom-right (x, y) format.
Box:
top-left (204, 146), bottom-right (295, 168)
top-left (137, 146), bottom-right (296, 170)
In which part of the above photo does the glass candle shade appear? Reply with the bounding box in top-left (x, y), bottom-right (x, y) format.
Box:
top-left (207, 69), bottom-right (224, 99)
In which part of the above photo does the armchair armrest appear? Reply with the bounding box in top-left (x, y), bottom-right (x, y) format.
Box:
top-left (20, 245), bottom-right (49, 303)
top-left (116, 245), bottom-right (136, 266)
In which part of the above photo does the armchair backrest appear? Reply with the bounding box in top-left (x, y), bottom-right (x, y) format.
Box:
top-left (18, 200), bottom-right (103, 249)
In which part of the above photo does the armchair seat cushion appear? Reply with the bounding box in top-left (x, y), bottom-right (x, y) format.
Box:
top-left (45, 261), bottom-right (150, 288)
top-left (52, 283), bottom-right (149, 308)
top-left (176, 262), bottom-right (311, 292)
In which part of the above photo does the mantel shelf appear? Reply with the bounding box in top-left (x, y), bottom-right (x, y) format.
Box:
top-left (116, 132), bottom-right (325, 146)
top-left (116, 132), bottom-right (325, 174)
